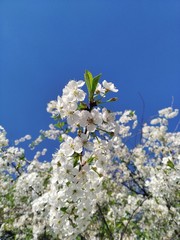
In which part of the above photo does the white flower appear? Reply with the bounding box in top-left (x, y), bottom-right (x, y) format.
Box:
top-left (14, 134), bottom-right (31, 145)
top-left (102, 80), bottom-right (118, 92)
top-left (150, 118), bottom-right (161, 125)
top-left (1, 75), bottom-right (180, 239)
top-left (102, 108), bottom-right (115, 123)
top-left (119, 110), bottom-right (136, 124)
top-left (80, 133), bottom-right (93, 150)
top-left (56, 96), bottom-right (66, 115)
top-left (63, 80), bottom-right (86, 102)
top-left (167, 109), bottom-right (179, 119)
top-left (158, 107), bottom-right (179, 119)
top-left (61, 101), bottom-right (78, 119)
top-left (47, 100), bottom-right (57, 114)
top-left (95, 83), bottom-right (106, 96)
top-left (0, 126), bottom-right (9, 147)
top-left (67, 110), bottom-right (81, 127)
top-left (162, 157), bottom-right (169, 165)
top-left (60, 136), bottom-right (83, 156)
top-left (79, 109), bottom-right (102, 132)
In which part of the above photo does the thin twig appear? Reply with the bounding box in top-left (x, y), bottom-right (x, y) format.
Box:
top-left (174, 119), bottom-right (180, 132)
top-left (129, 173), bottom-right (149, 197)
top-left (120, 197), bottom-right (147, 240)
top-left (97, 203), bottom-right (114, 240)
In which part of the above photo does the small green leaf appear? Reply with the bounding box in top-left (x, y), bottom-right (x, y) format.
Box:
top-left (58, 135), bottom-right (63, 142)
top-left (66, 181), bottom-right (71, 187)
top-left (52, 115), bottom-right (61, 121)
top-left (167, 160), bottom-right (174, 169)
top-left (73, 154), bottom-right (80, 167)
top-left (129, 111), bottom-right (135, 117)
top-left (43, 176), bottom-right (50, 187)
top-left (57, 161), bottom-right (61, 167)
top-left (54, 122), bottom-right (65, 128)
top-left (84, 70), bottom-right (93, 97)
top-left (76, 236), bottom-right (81, 240)
top-left (84, 70), bottom-right (101, 102)
top-left (87, 156), bottom-right (95, 164)
top-left (91, 73), bottom-right (102, 98)
top-left (78, 102), bottom-right (88, 110)
top-left (20, 196), bottom-right (29, 203)
top-left (73, 158), bottom-right (79, 168)
top-left (60, 207), bottom-right (68, 213)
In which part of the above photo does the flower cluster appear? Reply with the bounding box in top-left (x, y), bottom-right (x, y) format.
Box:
top-left (0, 71), bottom-right (179, 240)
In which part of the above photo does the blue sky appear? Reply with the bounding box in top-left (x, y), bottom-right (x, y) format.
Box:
top-left (0, 0), bottom-right (180, 157)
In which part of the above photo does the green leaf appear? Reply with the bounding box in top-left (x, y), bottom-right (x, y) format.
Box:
top-left (91, 73), bottom-right (102, 99)
top-left (54, 122), bottom-right (65, 128)
top-left (66, 181), bottom-right (71, 187)
top-left (84, 70), bottom-right (93, 98)
top-left (84, 70), bottom-right (101, 102)
top-left (87, 156), bottom-right (95, 164)
top-left (73, 153), bottom-right (80, 167)
top-left (128, 111), bottom-right (135, 117)
top-left (52, 114), bottom-right (61, 121)
top-left (43, 176), bottom-right (50, 187)
top-left (167, 160), bottom-right (174, 169)
top-left (60, 207), bottom-right (68, 213)
top-left (58, 135), bottom-right (63, 142)
top-left (20, 196), bottom-right (29, 203)
top-left (76, 236), bottom-right (82, 240)
top-left (73, 158), bottom-right (79, 168)
top-left (57, 161), bottom-right (61, 167)
top-left (78, 102), bottom-right (88, 110)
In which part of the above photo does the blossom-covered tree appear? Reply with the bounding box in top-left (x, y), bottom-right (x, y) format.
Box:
top-left (0, 71), bottom-right (179, 239)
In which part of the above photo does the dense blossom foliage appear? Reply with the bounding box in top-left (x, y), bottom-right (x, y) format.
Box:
top-left (0, 71), bottom-right (179, 240)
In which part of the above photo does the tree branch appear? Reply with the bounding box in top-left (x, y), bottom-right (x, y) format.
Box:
top-left (97, 203), bottom-right (113, 240)
top-left (120, 197), bottom-right (147, 240)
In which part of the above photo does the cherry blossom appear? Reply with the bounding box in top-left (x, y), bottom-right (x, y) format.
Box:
top-left (0, 72), bottom-right (179, 240)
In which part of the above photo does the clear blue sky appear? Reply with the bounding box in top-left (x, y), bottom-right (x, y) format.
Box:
top-left (0, 0), bottom-right (180, 156)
